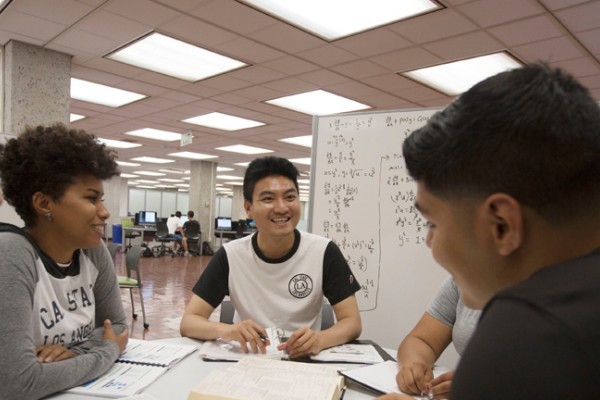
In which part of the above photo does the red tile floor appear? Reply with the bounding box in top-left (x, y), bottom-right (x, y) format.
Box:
top-left (113, 248), bottom-right (213, 340)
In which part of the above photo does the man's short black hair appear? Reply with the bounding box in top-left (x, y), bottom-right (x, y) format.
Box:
top-left (243, 156), bottom-right (300, 202)
top-left (403, 63), bottom-right (600, 223)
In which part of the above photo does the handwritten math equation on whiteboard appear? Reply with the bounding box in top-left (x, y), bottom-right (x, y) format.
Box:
top-left (312, 110), bottom-right (438, 311)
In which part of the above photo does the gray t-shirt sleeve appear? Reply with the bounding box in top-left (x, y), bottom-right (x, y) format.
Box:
top-left (426, 276), bottom-right (481, 356)
top-left (0, 233), bottom-right (123, 400)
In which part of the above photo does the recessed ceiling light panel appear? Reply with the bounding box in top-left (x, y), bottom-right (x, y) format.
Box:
top-left (107, 32), bottom-right (247, 81)
top-left (240, 0), bottom-right (440, 41)
top-left (267, 90), bottom-right (370, 116)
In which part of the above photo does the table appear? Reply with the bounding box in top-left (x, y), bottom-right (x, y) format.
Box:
top-left (47, 337), bottom-right (388, 400)
top-left (214, 229), bottom-right (255, 247)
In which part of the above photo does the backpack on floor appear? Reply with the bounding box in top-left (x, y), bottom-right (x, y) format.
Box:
top-left (202, 241), bottom-right (214, 256)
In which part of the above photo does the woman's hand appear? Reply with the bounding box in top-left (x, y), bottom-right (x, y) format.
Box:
top-left (35, 344), bottom-right (76, 363)
top-left (103, 319), bottom-right (128, 353)
top-left (396, 361), bottom-right (434, 395)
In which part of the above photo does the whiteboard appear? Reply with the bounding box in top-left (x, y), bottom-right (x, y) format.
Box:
top-left (310, 108), bottom-right (456, 363)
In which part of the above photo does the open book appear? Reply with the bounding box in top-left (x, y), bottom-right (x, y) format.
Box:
top-left (66, 339), bottom-right (197, 398)
top-left (187, 357), bottom-right (345, 400)
top-left (199, 327), bottom-right (286, 361)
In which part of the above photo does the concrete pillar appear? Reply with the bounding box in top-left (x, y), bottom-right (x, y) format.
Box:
top-left (3, 40), bottom-right (71, 135)
top-left (189, 160), bottom-right (217, 244)
top-left (231, 186), bottom-right (246, 221)
top-left (1, 41), bottom-right (71, 226)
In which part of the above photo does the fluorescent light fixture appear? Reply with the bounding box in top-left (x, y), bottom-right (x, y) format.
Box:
top-left (175, 183), bottom-right (190, 187)
top-left (155, 184), bottom-right (177, 188)
top-left (289, 157), bottom-right (311, 165)
top-left (216, 187), bottom-right (232, 191)
top-left (267, 90), bottom-right (370, 115)
top-left (136, 185), bottom-right (156, 189)
top-left (279, 135), bottom-right (312, 148)
top-left (120, 173), bottom-right (139, 178)
top-left (70, 78), bottom-right (146, 107)
top-left (182, 177), bottom-right (190, 181)
top-left (125, 128), bottom-right (181, 142)
top-left (158, 178), bottom-right (185, 183)
top-left (183, 112), bottom-right (265, 131)
top-left (235, 162), bottom-right (251, 167)
top-left (116, 161), bottom-right (142, 167)
top-left (401, 52), bottom-right (523, 96)
top-left (107, 32), bottom-right (247, 82)
top-left (136, 179), bottom-right (160, 184)
top-left (216, 145), bottom-right (273, 155)
top-left (178, 189), bottom-right (189, 192)
top-left (98, 138), bottom-right (142, 149)
top-left (298, 179), bottom-right (310, 184)
top-left (226, 181), bottom-right (244, 186)
top-left (217, 175), bottom-right (244, 180)
top-left (168, 151), bottom-right (218, 160)
top-left (70, 113), bottom-right (86, 122)
top-left (131, 156), bottom-right (174, 164)
top-left (133, 171), bottom-right (167, 176)
top-left (240, 0), bottom-right (439, 41)
top-left (159, 168), bottom-right (190, 174)
top-left (217, 166), bottom-right (234, 172)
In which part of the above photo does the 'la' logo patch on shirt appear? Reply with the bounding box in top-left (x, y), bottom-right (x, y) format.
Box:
top-left (289, 274), bottom-right (313, 298)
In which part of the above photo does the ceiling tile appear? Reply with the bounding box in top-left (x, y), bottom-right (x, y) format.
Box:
top-left (389, 9), bottom-right (478, 43)
top-left (458, 0), bottom-right (544, 28)
top-left (512, 36), bottom-right (588, 63)
top-left (488, 15), bottom-right (563, 46)
top-left (331, 60), bottom-right (389, 79)
top-left (554, 1), bottom-right (600, 32)
top-left (296, 44), bottom-right (359, 68)
top-left (334, 28), bottom-right (412, 57)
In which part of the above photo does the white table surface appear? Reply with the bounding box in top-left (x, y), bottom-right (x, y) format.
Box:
top-left (46, 337), bottom-right (392, 400)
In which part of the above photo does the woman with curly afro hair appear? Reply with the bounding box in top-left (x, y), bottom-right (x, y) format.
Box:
top-left (0, 124), bottom-right (128, 399)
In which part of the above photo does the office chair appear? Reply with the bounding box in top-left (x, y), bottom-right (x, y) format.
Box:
top-left (184, 221), bottom-right (202, 256)
top-left (121, 218), bottom-right (141, 251)
top-left (117, 245), bottom-right (149, 329)
top-left (152, 221), bottom-right (176, 257)
top-left (219, 300), bottom-right (335, 330)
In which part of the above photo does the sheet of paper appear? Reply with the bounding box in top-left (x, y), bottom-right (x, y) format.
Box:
top-left (118, 339), bottom-right (197, 367)
top-left (67, 363), bottom-right (166, 398)
top-left (199, 327), bottom-right (285, 361)
top-left (310, 344), bottom-right (384, 364)
top-left (340, 360), bottom-right (448, 396)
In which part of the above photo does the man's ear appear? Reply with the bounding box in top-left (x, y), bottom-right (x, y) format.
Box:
top-left (243, 200), bottom-right (252, 219)
top-left (482, 193), bottom-right (524, 256)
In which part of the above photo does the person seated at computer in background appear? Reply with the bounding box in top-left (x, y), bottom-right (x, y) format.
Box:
top-left (0, 124), bottom-right (128, 400)
top-left (166, 211), bottom-right (188, 255)
top-left (378, 64), bottom-right (600, 400)
top-left (180, 156), bottom-right (362, 358)
top-left (395, 277), bottom-right (480, 399)
top-left (183, 210), bottom-right (200, 233)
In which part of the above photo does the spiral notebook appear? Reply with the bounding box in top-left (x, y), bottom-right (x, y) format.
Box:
top-left (66, 339), bottom-right (197, 398)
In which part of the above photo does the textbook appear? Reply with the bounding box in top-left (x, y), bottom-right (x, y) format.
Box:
top-left (66, 339), bottom-right (198, 398)
top-left (187, 357), bottom-right (345, 400)
top-left (199, 327), bottom-right (285, 361)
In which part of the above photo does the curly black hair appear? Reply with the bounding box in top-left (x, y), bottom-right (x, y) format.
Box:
top-left (0, 124), bottom-right (119, 226)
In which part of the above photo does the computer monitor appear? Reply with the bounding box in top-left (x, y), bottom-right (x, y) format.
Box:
top-left (180, 215), bottom-right (188, 224)
top-left (138, 211), bottom-right (157, 225)
top-left (215, 217), bottom-right (232, 230)
top-left (247, 219), bottom-right (256, 229)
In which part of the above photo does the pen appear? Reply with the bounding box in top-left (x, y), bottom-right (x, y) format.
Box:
top-left (259, 333), bottom-right (269, 341)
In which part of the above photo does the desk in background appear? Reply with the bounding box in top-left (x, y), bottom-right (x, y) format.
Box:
top-left (214, 229), bottom-right (255, 247)
top-left (46, 337), bottom-right (386, 400)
